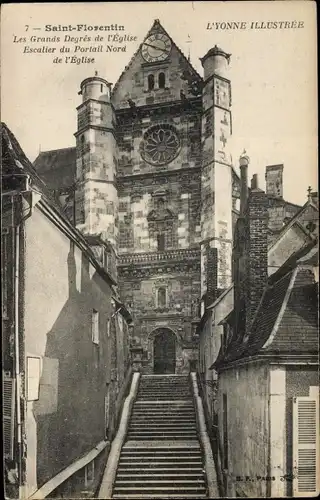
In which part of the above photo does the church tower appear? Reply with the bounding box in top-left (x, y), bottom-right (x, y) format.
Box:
top-left (75, 73), bottom-right (118, 249)
top-left (110, 19), bottom-right (203, 374)
top-left (200, 46), bottom-right (233, 301)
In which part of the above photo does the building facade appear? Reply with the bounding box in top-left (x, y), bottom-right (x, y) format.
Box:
top-left (34, 19), bottom-right (246, 375)
top-left (2, 123), bottom-right (132, 499)
top-left (198, 155), bottom-right (319, 497)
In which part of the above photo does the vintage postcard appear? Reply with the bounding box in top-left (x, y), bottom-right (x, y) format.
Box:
top-left (1, 1), bottom-right (318, 499)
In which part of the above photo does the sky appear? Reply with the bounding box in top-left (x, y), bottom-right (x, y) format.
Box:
top-left (1, 1), bottom-right (317, 205)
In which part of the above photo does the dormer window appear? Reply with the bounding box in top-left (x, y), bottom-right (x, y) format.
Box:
top-left (158, 72), bottom-right (166, 89)
top-left (148, 74), bottom-right (155, 91)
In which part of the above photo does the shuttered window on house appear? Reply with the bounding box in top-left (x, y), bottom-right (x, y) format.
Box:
top-left (3, 376), bottom-right (15, 459)
top-left (293, 396), bottom-right (319, 497)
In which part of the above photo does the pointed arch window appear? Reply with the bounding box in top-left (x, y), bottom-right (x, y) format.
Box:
top-left (158, 72), bottom-right (166, 89)
top-left (148, 74), bottom-right (155, 91)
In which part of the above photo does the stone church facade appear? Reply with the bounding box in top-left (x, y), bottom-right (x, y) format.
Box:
top-left (35, 19), bottom-right (300, 375)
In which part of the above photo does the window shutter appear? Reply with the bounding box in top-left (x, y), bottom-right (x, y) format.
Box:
top-left (3, 376), bottom-right (15, 458)
top-left (293, 396), bottom-right (319, 497)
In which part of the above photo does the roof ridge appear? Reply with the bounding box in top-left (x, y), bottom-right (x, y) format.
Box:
top-left (268, 201), bottom-right (317, 250)
top-left (111, 19), bottom-right (202, 97)
top-left (35, 146), bottom-right (76, 155)
top-left (268, 195), bottom-right (301, 209)
top-left (262, 267), bottom-right (298, 350)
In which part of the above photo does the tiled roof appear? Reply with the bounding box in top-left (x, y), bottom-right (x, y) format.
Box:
top-left (264, 267), bottom-right (318, 353)
top-left (1, 122), bottom-right (60, 205)
top-left (213, 254), bottom-right (318, 368)
top-left (33, 147), bottom-right (76, 191)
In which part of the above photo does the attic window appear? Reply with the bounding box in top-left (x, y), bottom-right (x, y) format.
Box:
top-left (148, 74), bottom-right (155, 91)
top-left (159, 72), bottom-right (166, 89)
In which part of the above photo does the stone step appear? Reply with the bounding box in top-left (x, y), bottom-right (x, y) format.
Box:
top-left (127, 436), bottom-right (198, 440)
top-left (131, 418), bottom-right (195, 426)
top-left (138, 393), bottom-right (191, 397)
top-left (115, 480), bottom-right (206, 486)
top-left (133, 412), bottom-right (195, 415)
top-left (130, 420), bottom-right (195, 424)
top-left (113, 486), bottom-right (206, 493)
top-left (139, 385), bottom-right (190, 388)
top-left (139, 387), bottom-right (191, 390)
top-left (137, 399), bottom-right (193, 402)
top-left (118, 463), bottom-right (203, 476)
top-left (117, 473), bottom-right (204, 479)
top-left (117, 461), bottom-right (203, 468)
top-left (123, 441), bottom-right (201, 448)
top-left (127, 430), bottom-right (198, 435)
top-left (113, 495), bottom-right (207, 499)
top-left (132, 407), bottom-right (195, 411)
top-left (131, 415), bottom-right (195, 420)
top-left (120, 450), bottom-right (201, 455)
top-left (138, 394), bottom-right (191, 397)
top-left (129, 425), bottom-right (197, 430)
top-left (119, 456), bottom-right (201, 463)
top-left (126, 439), bottom-right (199, 443)
top-left (126, 437), bottom-right (199, 441)
top-left (121, 450), bottom-right (202, 455)
top-left (138, 388), bottom-right (191, 392)
top-left (131, 412), bottom-right (195, 417)
top-left (131, 410), bottom-right (195, 415)
top-left (128, 429), bottom-right (197, 434)
top-left (134, 401), bottom-right (193, 405)
top-left (133, 407), bottom-right (194, 411)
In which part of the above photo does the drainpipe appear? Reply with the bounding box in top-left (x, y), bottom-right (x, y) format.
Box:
top-left (14, 222), bottom-right (23, 497)
top-left (12, 182), bottom-right (35, 497)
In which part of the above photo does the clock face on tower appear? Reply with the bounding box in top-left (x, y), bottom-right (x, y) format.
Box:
top-left (141, 33), bottom-right (172, 63)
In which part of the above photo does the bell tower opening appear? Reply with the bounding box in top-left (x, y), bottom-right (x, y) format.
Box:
top-left (153, 329), bottom-right (176, 374)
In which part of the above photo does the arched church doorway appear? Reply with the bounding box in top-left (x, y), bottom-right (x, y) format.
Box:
top-left (153, 329), bottom-right (176, 374)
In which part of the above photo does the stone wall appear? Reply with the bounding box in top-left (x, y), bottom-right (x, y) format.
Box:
top-left (23, 206), bottom-right (131, 496)
top-left (199, 286), bottom-right (233, 423)
top-left (116, 104), bottom-right (202, 178)
top-left (118, 167), bottom-right (202, 253)
top-left (75, 98), bottom-right (118, 247)
top-left (119, 250), bottom-right (200, 373)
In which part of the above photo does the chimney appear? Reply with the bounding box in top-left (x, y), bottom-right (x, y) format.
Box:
top-left (239, 151), bottom-right (249, 214)
top-left (265, 164), bottom-right (283, 198)
top-left (307, 187), bottom-right (318, 207)
top-left (244, 174), bottom-right (269, 332)
top-left (251, 173), bottom-right (260, 190)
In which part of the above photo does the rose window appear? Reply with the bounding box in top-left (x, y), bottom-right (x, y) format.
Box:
top-left (140, 124), bottom-right (180, 166)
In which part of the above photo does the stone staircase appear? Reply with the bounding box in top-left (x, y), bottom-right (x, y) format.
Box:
top-left (112, 374), bottom-right (208, 499)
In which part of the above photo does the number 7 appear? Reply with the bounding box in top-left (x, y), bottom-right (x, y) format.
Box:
top-left (25, 25), bottom-right (29, 31)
